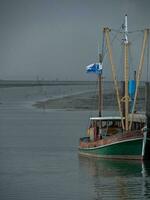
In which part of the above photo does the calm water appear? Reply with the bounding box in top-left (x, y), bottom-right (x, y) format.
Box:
top-left (0, 85), bottom-right (150, 200)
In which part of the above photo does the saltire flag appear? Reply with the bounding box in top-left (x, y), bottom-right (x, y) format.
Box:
top-left (86, 63), bottom-right (102, 74)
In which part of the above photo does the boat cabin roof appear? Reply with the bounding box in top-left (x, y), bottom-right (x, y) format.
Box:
top-left (90, 114), bottom-right (146, 123)
top-left (90, 116), bottom-right (122, 121)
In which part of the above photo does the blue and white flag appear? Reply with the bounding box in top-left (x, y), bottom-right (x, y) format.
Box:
top-left (86, 63), bottom-right (102, 74)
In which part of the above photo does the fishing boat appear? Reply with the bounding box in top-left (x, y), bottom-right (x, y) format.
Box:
top-left (79, 15), bottom-right (150, 160)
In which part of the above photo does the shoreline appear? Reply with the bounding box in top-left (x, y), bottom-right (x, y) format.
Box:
top-left (33, 92), bottom-right (118, 110)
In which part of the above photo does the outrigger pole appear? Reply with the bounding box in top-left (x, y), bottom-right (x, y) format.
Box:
top-left (104, 27), bottom-right (125, 130)
top-left (129, 28), bottom-right (149, 130)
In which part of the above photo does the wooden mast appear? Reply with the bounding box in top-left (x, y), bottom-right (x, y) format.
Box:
top-left (98, 53), bottom-right (103, 117)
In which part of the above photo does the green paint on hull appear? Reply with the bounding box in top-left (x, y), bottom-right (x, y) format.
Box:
top-left (79, 139), bottom-right (143, 158)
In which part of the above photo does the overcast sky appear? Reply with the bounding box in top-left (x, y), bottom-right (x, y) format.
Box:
top-left (0, 0), bottom-right (150, 80)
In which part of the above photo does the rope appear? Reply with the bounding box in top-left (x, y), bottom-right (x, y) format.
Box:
top-left (102, 29), bottom-right (122, 63)
top-left (128, 45), bottom-right (134, 79)
top-left (112, 29), bottom-right (144, 34)
top-left (102, 31), bottom-right (105, 59)
top-left (147, 31), bottom-right (149, 82)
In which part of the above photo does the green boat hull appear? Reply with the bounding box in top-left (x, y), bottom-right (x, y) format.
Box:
top-left (79, 138), bottom-right (150, 160)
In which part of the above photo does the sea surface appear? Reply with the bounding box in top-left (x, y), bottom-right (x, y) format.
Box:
top-left (0, 84), bottom-right (149, 200)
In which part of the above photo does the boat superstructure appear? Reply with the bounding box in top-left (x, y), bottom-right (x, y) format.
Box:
top-left (79, 15), bottom-right (150, 160)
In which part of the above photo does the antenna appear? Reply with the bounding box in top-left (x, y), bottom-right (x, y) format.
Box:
top-left (124, 14), bottom-right (128, 44)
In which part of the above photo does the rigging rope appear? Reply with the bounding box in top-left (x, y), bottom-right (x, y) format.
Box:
top-left (128, 45), bottom-right (134, 79)
top-left (102, 28), bottom-right (122, 63)
top-left (147, 30), bottom-right (149, 82)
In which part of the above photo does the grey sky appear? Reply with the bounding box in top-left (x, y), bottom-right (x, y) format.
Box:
top-left (0, 0), bottom-right (150, 80)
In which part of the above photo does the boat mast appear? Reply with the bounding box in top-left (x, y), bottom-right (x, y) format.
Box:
top-left (123, 14), bottom-right (129, 131)
top-left (98, 53), bottom-right (102, 117)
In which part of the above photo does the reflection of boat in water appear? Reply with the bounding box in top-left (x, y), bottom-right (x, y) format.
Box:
top-left (79, 155), bottom-right (150, 177)
top-left (79, 156), bottom-right (150, 199)
top-left (79, 15), bottom-right (150, 160)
